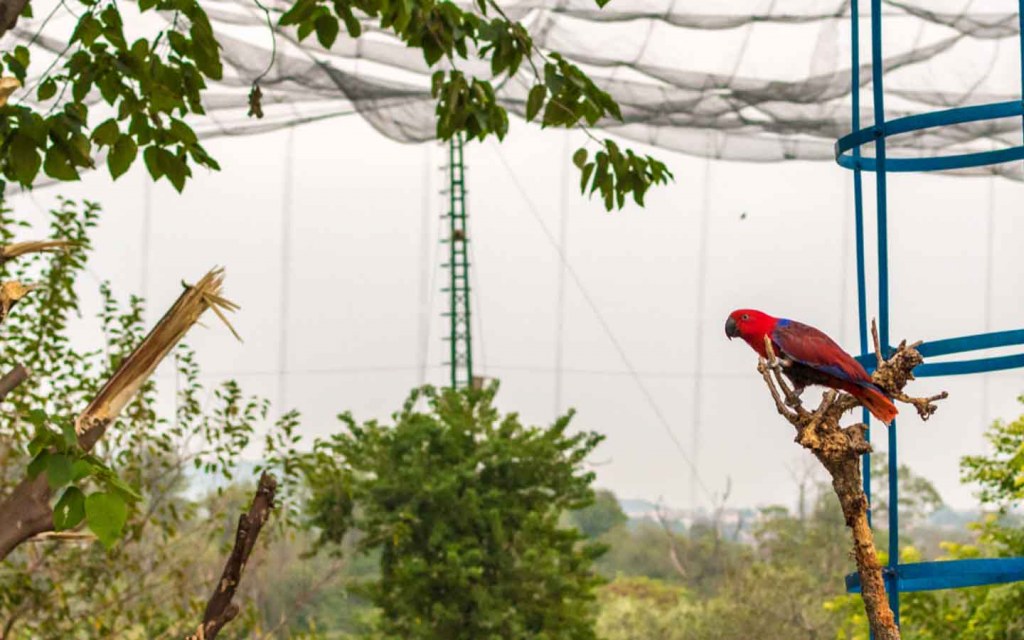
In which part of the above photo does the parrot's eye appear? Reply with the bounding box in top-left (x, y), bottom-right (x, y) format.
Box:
top-left (741, 314), bottom-right (749, 321)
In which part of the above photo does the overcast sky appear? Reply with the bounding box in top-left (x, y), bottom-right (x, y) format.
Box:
top-left (8, 108), bottom-right (1024, 514)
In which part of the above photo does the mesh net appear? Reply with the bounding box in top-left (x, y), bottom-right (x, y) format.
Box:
top-left (6, 0), bottom-right (1024, 176)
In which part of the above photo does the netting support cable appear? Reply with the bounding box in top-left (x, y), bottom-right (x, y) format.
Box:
top-left (488, 140), bottom-right (717, 506)
top-left (140, 171), bottom-right (153, 316)
top-left (689, 149), bottom-right (713, 510)
top-left (554, 131), bottom-right (571, 416)
top-left (417, 142), bottom-right (433, 386)
top-left (277, 128), bottom-right (295, 416)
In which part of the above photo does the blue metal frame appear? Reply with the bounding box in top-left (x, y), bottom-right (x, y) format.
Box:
top-left (846, 558), bottom-right (1024, 593)
top-left (835, 101), bottom-right (1024, 173)
top-left (838, 0), bottom-right (1024, 628)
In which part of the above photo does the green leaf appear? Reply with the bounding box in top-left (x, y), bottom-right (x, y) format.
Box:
top-left (91, 119), bottom-right (120, 146)
top-left (280, 0), bottom-right (317, 26)
top-left (37, 78), bottom-right (57, 101)
top-left (46, 453), bottom-right (73, 490)
top-left (190, 16), bottom-right (223, 80)
top-left (60, 421), bottom-right (78, 448)
top-left (28, 452), bottom-right (49, 479)
top-left (10, 134), bottom-right (41, 185)
top-left (108, 136), bottom-right (137, 179)
top-left (572, 147), bottom-right (587, 169)
top-left (525, 84), bottom-right (545, 122)
top-left (13, 45), bottom-right (29, 70)
top-left (72, 14), bottom-right (103, 47)
top-left (54, 487), bottom-right (86, 530)
top-left (26, 409), bottom-right (48, 428)
top-left (297, 20), bottom-right (316, 42)
top-left (579, 162), bottom-right (594, 194)
top-left (315, 14), bottom-right (340, 48)
top-left (340, 10), bottom-right (362, 37)
top-left (43, 146), bottom-right (80, 181)
top-left (169, 119), bottom-right (197, 145)
top-left (143, 146), bottom-right (164, 180)
top-left (160, 151), bottom-right (189, 192)
top-left (71, 459), bottom-right (93, 482)
top-left (106, 475), bottom-right (142, 501)
top-left (27, 433), bottom-right (50, 458)
top-left (422, 39), bottom-right (443, 66)
top-left (167, 31), bottom-right (189, 55)
top-left (85, 492), bottom-right (128, 548)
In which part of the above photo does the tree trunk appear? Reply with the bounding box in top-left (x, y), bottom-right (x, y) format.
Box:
top-left (827, 457), bottom-right (899, 640)
top-left (0, 476), bottom-right (52, 559)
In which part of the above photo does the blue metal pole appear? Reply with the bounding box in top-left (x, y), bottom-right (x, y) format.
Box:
top-left (850, 0), bottom-right (872, 531)
top-left (869, 0), bottom-right (899, 624)
top-left (1018, 0), bottom-right (1024, 147)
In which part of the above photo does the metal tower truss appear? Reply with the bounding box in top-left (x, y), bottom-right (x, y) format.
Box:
top-left (441, 134), bottom-right (474, 389)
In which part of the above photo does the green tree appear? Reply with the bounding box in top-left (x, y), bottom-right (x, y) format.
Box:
top-left (897, 396), bottom-right (1024, 640)
top-left (298, 384), bottom-right (606, 640)
top-left (570, 488), bottom-right (627, 538)
top-left (0, 0), bottom-right (671, 208)
top-left (595, 577), bottom-right (695, 640)
top-left (596, 520), bottom-right (748, 595)
top-left (596, 492), bottom-right (855, 640)
top-left (869, 457), bottom-right (944, 530)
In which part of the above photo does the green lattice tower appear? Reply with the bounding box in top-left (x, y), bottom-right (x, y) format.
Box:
top-left (442, 134), bottom-right (474, 389)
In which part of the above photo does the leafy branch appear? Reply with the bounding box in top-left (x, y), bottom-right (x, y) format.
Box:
top-left (279, 0), bottom-right (674, 210)
top-left (0, 0), bottom-right (223, 191)
top-left (1, 0), bottom-right (672, 207)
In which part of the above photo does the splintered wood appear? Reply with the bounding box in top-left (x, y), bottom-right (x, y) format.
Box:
top-left (76, 268), bottom-right (240, 449)
top-left (0, 240), bottom-right (72, 261)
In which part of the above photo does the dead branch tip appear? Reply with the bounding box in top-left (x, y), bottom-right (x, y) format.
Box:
top-left (186, 472), bottom-right (276, 640)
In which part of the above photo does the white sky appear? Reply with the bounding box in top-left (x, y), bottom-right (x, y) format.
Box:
top-left (10, 113), bottom-right (1024, 514)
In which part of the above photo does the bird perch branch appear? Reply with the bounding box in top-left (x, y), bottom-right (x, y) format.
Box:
top-left (755, 324), bottom-right (947, 640)
top-left (186, 472), bottom-right (277, 640)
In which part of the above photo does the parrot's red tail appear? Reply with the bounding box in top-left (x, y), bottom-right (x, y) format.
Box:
top-left (855, 384), bottom-right (898, 425)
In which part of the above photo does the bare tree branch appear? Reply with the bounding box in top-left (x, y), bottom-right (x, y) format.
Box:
top-left (0, 364), bottom-right (29, 402)
top-left (0, 0), bottom-right (29, 40)
top-left (0, 240), bottom-right (72, 262)
top-left (753, 325), bottom-right (947, 640)
top-left (257, 556), bottom-right (347, 640)
top-left (186, 473), bottom-right (277, 640)
top-left (654, 501), bottom-right (687, 579)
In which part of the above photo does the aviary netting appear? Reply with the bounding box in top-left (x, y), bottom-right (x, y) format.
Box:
top-left (5, 0), bottom-right (1024, 177)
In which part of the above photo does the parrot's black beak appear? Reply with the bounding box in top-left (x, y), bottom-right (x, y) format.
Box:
top-left (725, 316), bottom-right (740, 340)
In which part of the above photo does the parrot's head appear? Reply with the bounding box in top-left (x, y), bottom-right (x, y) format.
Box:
top-left (725, 309), bottom-right (778, 352)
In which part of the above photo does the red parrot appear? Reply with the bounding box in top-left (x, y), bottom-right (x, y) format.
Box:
top-left (725, 308), bottom-right (897, 425)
